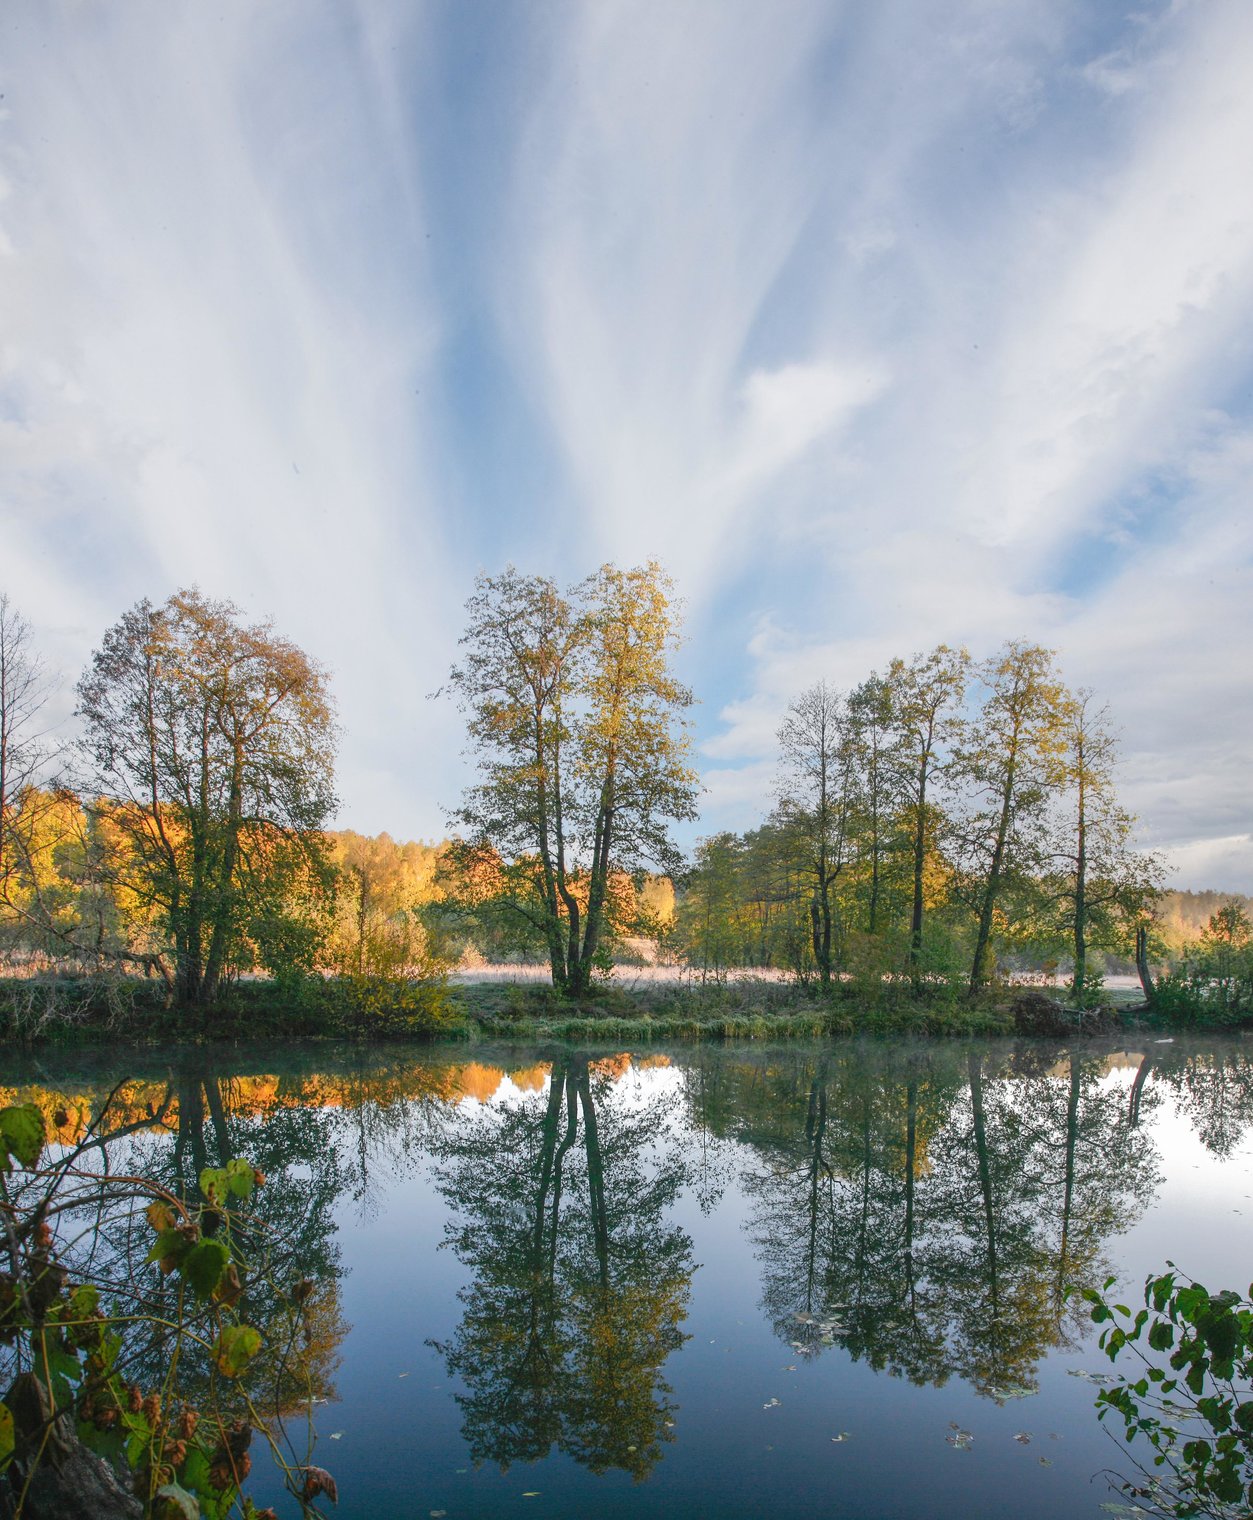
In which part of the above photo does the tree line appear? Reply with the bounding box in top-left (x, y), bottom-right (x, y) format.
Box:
top-left (1, 572), bottom-right (1246, 1021)
top-left (673, 643), bottom-right (1169, 1004)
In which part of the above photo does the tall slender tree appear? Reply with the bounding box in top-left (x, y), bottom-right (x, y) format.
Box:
top-left (0, 594), bottom-right (55, 920)
top-left (886, 646), bottom-right (969, 985)
top-left (1046, 693), bottom-right (1161, 1004)
top-left (848, 674), bottom-right (895, 937)
top-left (955, 641), bottom-right (1070, 995)
top-left (775, 680), bottom-right (858, 983)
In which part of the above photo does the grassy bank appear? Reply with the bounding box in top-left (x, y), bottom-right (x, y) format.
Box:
top-left (0, 970), bottom-right (1173, 1047)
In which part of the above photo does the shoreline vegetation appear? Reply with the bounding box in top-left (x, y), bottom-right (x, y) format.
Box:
top-left (4, 579), bottom-right (1251, 1057)
top-left (0, 966), bottom-right (1233, 1049)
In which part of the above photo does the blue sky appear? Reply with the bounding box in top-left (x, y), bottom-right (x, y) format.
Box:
top-left (2, 0), bottom-right (1251, 889)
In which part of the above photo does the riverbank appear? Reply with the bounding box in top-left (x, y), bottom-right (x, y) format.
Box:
top-left (0, 971), bottom-right (1189, 1048)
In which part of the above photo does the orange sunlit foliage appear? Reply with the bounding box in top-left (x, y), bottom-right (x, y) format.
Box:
top-left (0, 1051), bottom-right (668, 1144)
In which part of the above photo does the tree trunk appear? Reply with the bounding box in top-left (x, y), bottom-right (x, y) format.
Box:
top-left (969, 756), bottom-right (1016, 997)
top-left (1072, 749), bottom-right (1088, 1005)
top-left (3, 1373), bottom-right (143, 1520)
top-left (909, 761), bottom-right (928, 985)
top-left (1135, 925), bottom-right (1155, 1005)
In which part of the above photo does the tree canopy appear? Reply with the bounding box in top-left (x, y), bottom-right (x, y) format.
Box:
top-left (441, 563), bottom-right (696, 996)
top-left (75, 589), bottom-right (338, 1007)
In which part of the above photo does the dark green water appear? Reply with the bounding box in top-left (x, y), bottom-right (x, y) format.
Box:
top-left (7, 1036), bottom-right (1253, 1518)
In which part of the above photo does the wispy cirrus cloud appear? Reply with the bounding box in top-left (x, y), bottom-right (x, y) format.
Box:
top-left (2, 0), bottom-right (1250, 885)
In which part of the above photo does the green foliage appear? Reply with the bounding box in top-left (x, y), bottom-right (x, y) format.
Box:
top-left (75, 588), bottom-right (338, 1008)
top-left (444, 562), bottom-right (697, 997)
top-left (0, 1099), bottom-right (337, 1516)
top-left (0, 1101), bottom-right (44, 1170)
top-left (1080, 1268), bottom-right (1253, 1517)
top-left (1151, 906), bottom-right (1253, 1026)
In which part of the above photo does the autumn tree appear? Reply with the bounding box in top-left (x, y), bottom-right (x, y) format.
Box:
top-left (774, 680), bottom-right (858, 983)
top-left (0, 594), bottom-right (61, 951)
top-left (76, 589), bottom-right (337, 1007)
top-left (847, 673), bottom-right (895, 936)
top-left (1044, 693), bottom-right (1161, 1004)
top-left (953, 641), bottom-right (1070, 995)
top-left (444, 563), bottom-right (696, 996)
top-left (324, 831), bottom-right (442, 979)
top-left (885, 645), bottom-right (969, 983)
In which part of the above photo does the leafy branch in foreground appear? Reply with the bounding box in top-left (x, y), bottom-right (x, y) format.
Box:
top-left (1079, 1268), bottom-right (1253, 1518)
top-left (0, 1101), bottom-right (338, 1519)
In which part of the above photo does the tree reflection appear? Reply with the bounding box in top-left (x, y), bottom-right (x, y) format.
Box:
top-left (1146, 1046), bottom-right (1253, 1157)
top-left (92, 1054), bottom-right (352, 1417)
top-left (738, 1044), bottom-right (1160, 1398)
top-left (429, 1052), bottom-right (695, 1479)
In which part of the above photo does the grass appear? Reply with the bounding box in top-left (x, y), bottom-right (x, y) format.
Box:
top-left (0, 969), bottom-right (1212, 1049)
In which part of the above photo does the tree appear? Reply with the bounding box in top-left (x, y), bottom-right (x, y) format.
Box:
top-left (847, 674), bottom-right (895, 936)
top-left (429, 1054), bottom-right (694, 1478)
top-left (0, 595), bottom-right (58, 941)
top-left (1045, 693), bottom-right (1162, 1004)
top-left (76, 589), bottom-right (337, 1008)
top-left (444, 563), bottom-right (696, 997)
top-left (885, 645), bottom-right (969, 984)
top-left (774, 681), bottom-right (857, 983)
top-left (954, 641), bottom-right (1069, 995)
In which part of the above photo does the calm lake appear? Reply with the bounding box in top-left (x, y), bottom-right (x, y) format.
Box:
top-left (6, 1036), bottom-right (1253, 1519)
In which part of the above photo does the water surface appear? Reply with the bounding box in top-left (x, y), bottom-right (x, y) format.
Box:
top-left (6, 1036), bottom-right (1253, 1519)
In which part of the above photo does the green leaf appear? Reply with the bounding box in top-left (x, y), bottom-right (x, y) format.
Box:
top-left (146, 1229), bottom-right (192, 1274)
top-left (155, 1481), bottom-right (201, 1519)
top-left (0, 1400), bottom-right (14, 1471)
top-left (224, 1158), bottom-right (255, 1200)
top-left (213, 1324), bottom-right (261, 1378)
top-left (198, 1168), bottom-right (230, 1205)
top-left (182, 1240), bottom-right (229, 1300)
top-left (0, 1104), bottom-right (45, 1171)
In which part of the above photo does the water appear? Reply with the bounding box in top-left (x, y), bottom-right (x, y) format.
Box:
top-left (5, 1036), bottom-right (1253, 1518)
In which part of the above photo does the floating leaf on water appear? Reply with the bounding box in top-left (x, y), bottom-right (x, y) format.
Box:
top-left (398, 1372), bottom-right (409, 1378)
top-left (1038, 1456), bottom-right (1053, 1467)
top-left (831, 1432), bottom-right (852, 1443)
top-left (1013, 1432), bottom-right (1032, 1444)
top-left (329, 1431), bottom-right (343, 1440)
top-left (522, 1492), bottom-right (540, 1498)
top-left (946, 1427), bottom-right (974, 1450)
top-left (763, 1397), bottom-right (780, 1409)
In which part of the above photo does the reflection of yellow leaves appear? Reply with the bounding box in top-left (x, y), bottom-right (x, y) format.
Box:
top-left (455, 1064), bottom-right (505, 1104)
top-left (508, 1064), bottom-right (551, 1093)
top-left (589, 1053), bottom-right (631, 1082)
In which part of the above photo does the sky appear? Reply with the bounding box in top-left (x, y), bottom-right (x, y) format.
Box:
top-left (2, 0), bottom-right (1251, 890)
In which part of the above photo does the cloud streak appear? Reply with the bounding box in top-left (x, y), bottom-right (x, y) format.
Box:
top-left (1, 0), bottom-right (1250, 886)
